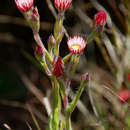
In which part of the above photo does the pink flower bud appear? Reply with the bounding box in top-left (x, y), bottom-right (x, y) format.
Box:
top-left (15, 0), bottom-right (34, 12)
top-left (118, 89), bottom-right (130, 103)
top-left (48, 34), bottom-right (56, 46)
top-left (81, 72), bottom-right (89, 82)
top-left (53, 57), bottom-right (64, 78)
top-left (35, 45), bottom-right (44, 61)
top-left (67, 36), bottom-right (86, 54)
top-left (94, 10), bottom-right (106, 26)
top-left (54, 0), bottom-right (72, 12)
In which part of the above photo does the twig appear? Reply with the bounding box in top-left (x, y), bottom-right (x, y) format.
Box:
top-left (87, 82), bottom-right (99, 118)
top-left (19, 71), bottom-right (52, 116)
top-left (0, 14), bottom-right (53, 31)
top-left (0, 99), bottom-right (48, 123)
top-left (27, 104), bottom-right (41, 130)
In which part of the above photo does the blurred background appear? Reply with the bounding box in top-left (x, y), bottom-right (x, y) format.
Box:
top-left (0, 0), bottom-right (130, 129)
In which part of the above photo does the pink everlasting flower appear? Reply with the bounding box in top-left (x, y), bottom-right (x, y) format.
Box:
top-left (15, 0), bottom-right (34, 12)
top-left (118, 89), bottom-right (130, 103)
top-left (67, 36), bottom-right (86, 54)
top-left (54, 0), bottom-right (72, 12)
top-left (53, 57), bottom-right (64, 77)
top-left (94, 10), bottom-right (106, 26)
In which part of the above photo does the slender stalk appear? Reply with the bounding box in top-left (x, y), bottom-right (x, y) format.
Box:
top-left (54, 13), bottom-right (64, 57)
top-left (64, 79), bottom-right (71, 109)
top-left (55, 42), bottom-right (60, 57)
top-left (65, 81), bottom-right (87, 130)
top-left (27, 104), bottom-right (41, 130)
top-left (51, 77), bottom-right (61, 130)
top-left (66, 113), bottom-right (72, 130)
top-left (69, 82), bottom-right (87, 114)
top-left (87, 31), bottom-right (96, 44)
top-left (41, 61), bottom-right (51, 76)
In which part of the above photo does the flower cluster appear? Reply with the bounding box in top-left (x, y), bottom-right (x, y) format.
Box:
top-left (14, 0), bottom-right (108, 129)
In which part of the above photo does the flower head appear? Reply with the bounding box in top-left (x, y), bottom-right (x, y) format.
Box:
top-left (94, 10), bottom-right (106, 26)
top-left (118, 89), bottom-right (130, 103)
top-left (54, 0), bottom-right (72, 12)
top-left (53, 57), bottom-right (64, 78)
top-left (67, 36), bottom-right (86, 54)
top-left (15, 0), bottom-right (34, 12)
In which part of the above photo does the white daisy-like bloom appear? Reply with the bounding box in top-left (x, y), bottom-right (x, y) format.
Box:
top-left (67, 36), bottom-right (86, 54)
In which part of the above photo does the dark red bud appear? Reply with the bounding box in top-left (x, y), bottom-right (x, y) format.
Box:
top-left (118, 89), bottom-right (130, 103)
top-left (53, 57), bottom-right (64, 78)
top-left (94, 10), bottom-right (106, 26)
top-left (127, 73), bottom-right (130, 82)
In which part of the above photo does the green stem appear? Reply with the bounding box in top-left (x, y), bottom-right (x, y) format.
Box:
top-left (54, 13), bottom-right (64, 57)
top-left (51, 77), bottom-right (61, 130)
top-left (66, 113), bottom-right (72, 130)
top-left (87, 31), bottom-right (96, 44)
top-left (55, 42), bottom-right (60, 57)
top-left (70, 55), bottom-right (80, 78)
top-left (65, 81), bottom-right (87, 130)
top-left (40, 61), bottom-right (51, 76)
top-left (68, 82), bottom-right (87, 114)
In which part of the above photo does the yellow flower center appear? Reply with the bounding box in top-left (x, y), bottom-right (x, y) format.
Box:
top-left (71, 44), bottom-right (81, 50)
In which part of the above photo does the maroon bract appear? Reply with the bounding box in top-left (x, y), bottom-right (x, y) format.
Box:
top-left (67, 36), bottom-right (86, 54)
top-left (94, 10), bottom-right (107, 26)
top-left (127, 73), bottom-right (130, 82)
top-left (53, 57), bottom-right (64, 78)
top-left (54, 0), bottom-right (72, 12)
top-left (118, 89), bottom-right (130, 103)
top-left (15, 0), bottom-right (34, 12)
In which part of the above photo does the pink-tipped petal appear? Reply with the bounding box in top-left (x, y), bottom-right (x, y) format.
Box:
top-left (54, 0), bottom-right (72, 12)
top-left (15, 0), bottom-right (34, 12)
